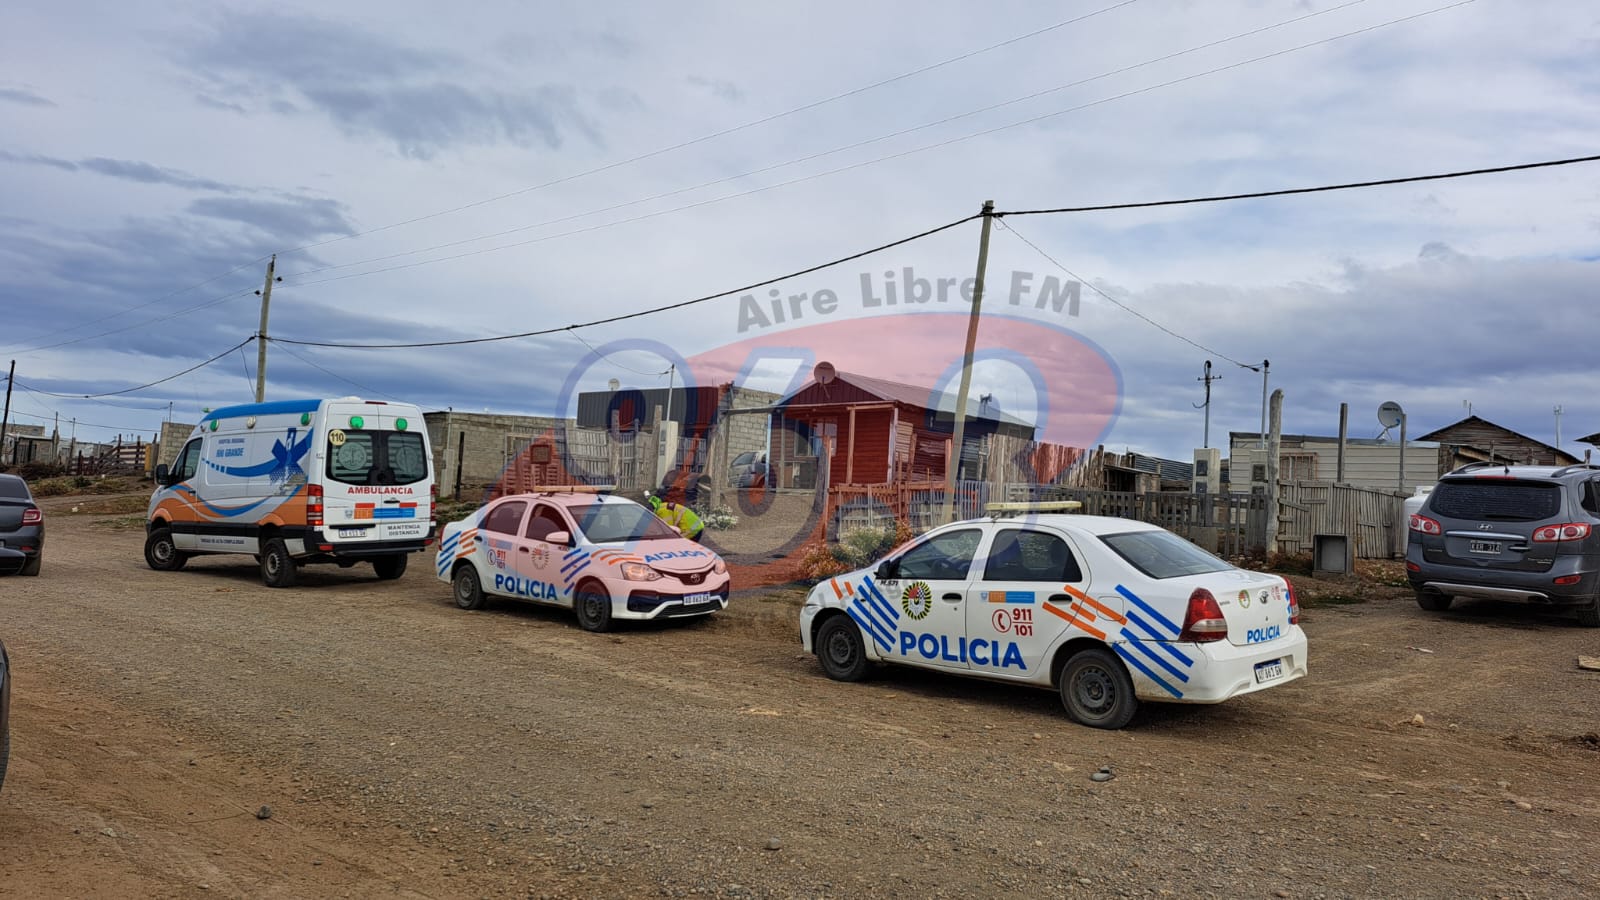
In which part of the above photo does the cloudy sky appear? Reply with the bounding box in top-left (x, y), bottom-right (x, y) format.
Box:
top-left (2, 0), bottom-right (1597, 466)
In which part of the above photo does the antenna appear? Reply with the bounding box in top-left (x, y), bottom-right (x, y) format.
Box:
top-left (812, 361), bottom-right (836, 385)
top-left (607, 378), bottom-right (621, 392)
top-left (1377, 401), bottom-right (1404, 432)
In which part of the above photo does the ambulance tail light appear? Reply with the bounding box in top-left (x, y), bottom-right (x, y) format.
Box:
top-left (1283, 579), bottom-right (1300, 625)
top-left (307, 483), bottom-right (324, 527)
top-left (1179, 588), bottom-right (1229, 643)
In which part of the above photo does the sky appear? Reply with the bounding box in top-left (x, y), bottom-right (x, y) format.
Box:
top-left (2, 0), bottom-right (1598, 466)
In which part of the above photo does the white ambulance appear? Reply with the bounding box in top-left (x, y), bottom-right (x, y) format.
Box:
top-left (146, 397), bottom-right (436, 587)
top-left (800, 509), bottom-right (1308, 729)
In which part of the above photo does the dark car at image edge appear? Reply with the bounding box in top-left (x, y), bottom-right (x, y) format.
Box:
top-left (1, 639), bottom-right (11, 794)
top-left (0, 473), bottom-right (44, 577)
top-left (1406, 461), bottom-right (1600, 627)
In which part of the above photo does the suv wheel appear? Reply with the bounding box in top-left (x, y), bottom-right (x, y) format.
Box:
top-left (1415, 589), bottom-right (1452, 612)
top-left (1576, 596), bottom-right (1600, 628)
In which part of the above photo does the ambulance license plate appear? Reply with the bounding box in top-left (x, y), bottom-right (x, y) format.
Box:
top-left (1254, 659), bottom-right (1284, 683)
top-left (338, 527), bottom-right (369, 538)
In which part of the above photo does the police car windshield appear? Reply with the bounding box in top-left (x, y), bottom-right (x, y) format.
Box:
top-left (571, 503), bottom-right (678, 543)
top-left (1099, 530), bottom-right (1230, 579)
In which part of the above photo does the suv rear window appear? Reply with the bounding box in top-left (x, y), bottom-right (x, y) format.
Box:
top-left (1430, 480), bottom-right (1562, 521)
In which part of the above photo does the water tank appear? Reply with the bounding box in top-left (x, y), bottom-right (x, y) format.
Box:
top-left (1400, 485), bottom-right (1433, 546)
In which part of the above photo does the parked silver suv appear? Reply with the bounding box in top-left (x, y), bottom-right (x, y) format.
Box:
top-left (1406, 462), bottom-right (1600, 627)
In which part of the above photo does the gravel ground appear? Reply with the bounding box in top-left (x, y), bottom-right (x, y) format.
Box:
top-left (1, 497), bottom-right (1598, 898)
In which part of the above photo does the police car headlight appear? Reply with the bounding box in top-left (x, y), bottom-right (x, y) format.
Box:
top-left (713, 559), bottom-right (726, 574)
top-left (621, 562), bottom-right (662, 582)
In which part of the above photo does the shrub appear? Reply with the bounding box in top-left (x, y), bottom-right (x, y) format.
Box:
top-left (700, 505), bottom-right (738, 530)
top-left (799, 543), bottom-right (853, 583)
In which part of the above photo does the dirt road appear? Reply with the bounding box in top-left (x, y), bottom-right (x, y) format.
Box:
top-left (2, 500), bottom-right (1598, 898)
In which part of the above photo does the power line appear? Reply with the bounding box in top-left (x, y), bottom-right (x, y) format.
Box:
top-left (7, 380), bottom-right (168, 412)
top-left (271, 212), bottom-right (983, 349)
top-left (8, 287), bottom-right (259, 356)
top-left (567, 331), bottom-right (671, 377)
top-left (0, 257), bottom-right (269, 354)
top-left (998, 153), bottom-right (1600, 217)
top-left (269, 341), bottom-right (404, 401)
top-left (273, 1), bottom-right (1141, 260)
top-left (997, 218), bottom-right (1258, 369)
top-left (280, 0), bottom-right (1379, 285)
top-left (22, 338), bottom-right (257, 399)
top-left (6, 407), bottom-right (156, 434)
top-left (279, 0), bottom-right (1471, 290)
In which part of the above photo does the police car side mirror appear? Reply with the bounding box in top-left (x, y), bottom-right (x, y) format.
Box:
top-left (546, 530), bottom-right (572, 547)
top-left (154, 464), bottom-right (170, 485)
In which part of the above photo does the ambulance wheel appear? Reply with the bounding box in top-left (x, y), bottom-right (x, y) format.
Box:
top-left (373, 554), bottom-right (407, 580)
top-left (573, 580), bottom-right (613, 633)
top-left (452, 565), bottom-right (487, 610)
top-left (1060, 648), bottom-right (1137, 730)
top-left (144, 527), bottom-right (188, 572)
top-left (816, 615), bottom-right (869, 682)
top-left (261, 538), bottom-right (298, 588)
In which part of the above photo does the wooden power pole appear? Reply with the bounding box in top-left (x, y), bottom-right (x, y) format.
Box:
top-left (255, 255), bottom-right (278, 403)
top-left (941, 201), bottom-right (995, 525)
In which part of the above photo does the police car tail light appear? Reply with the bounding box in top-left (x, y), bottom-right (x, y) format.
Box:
top-left (1179, 588), bottom-right (1228, 643)
top-left (1409, 514), bottom-right (1441, 536)
top-left (1532, 522), bottom-right (1590, 543)
top-left (1284, 579), bottom-right (1300, 625)
top-left (307, 483), bottom-right (324, 527)
top-left (21, 508), bottom-right (42, 526)
top-left (621, 562), bottom-right (662, 582)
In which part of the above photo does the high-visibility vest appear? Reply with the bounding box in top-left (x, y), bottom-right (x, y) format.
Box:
top-left (657, 503), bottom-right (704, 537)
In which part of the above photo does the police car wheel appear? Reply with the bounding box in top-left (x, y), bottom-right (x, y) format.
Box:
top-left (453, 565), bottom-right (487, 611)
top-left (261, 538), bottom-right (298, 589)
top-left (573, 582), bottom-right (613, 633)
top-left (816, 616), bottom-right (869, 682)
top-left (1060, 648), bottom-right (1137, 730)
top-left (144, 527), bottom-right (188, 572)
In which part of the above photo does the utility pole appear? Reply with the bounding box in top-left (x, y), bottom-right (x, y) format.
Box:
top-left (1194, 360), bottom-right (1219, 448)
top-left (1257, 359), bottom-right (1270, 448)
top-left (254, 254), bottom-right (279, 403)
top-left (1554, 405), bottom-right (1563, 451)
top-left (1, 359), bottom-right (14, 466)
top-left (941, 200), bottom-right (995, 525)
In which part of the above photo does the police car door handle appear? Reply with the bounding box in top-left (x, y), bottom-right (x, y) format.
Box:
top-left (517, 547), bottom-right (530, 553)
top-left (942, 592), bottom-right (962, 602)
top-left (1048, 594), bottom-right (1070, 604)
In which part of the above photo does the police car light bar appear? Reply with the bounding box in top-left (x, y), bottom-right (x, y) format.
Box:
top-left (530, 484), bottom-right (617, 495)
top-left (984, 501), bottom-right (1083, 517)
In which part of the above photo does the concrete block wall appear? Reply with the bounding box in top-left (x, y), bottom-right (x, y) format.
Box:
top-left (425, 411), bottom-right (569, 499)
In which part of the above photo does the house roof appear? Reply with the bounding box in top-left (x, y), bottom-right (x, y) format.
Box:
top-left (1227, 430), bottom-right (1438, 448)
top-left (1414, 415), bottom-right (1577, 463)
top-left (787, 370), bottom-right (1036, 429)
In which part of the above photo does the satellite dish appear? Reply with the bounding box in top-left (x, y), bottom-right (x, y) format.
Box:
top-left (1378, 401), bottom-right (1405, 429)
top-left (607, 378), bottom-right (621, 392)
top-left (813, 361), bottom-right (837, 385)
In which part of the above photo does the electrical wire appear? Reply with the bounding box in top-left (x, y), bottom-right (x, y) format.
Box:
top-left (268, 341), bottom-right (404, 401)
top-left (8, 287), bottom-right (260, 356)
top-left (236, 342), bottom-right (257, 395)
top-left (271, 213), bottom-right (982, 348)
top-left (280, 0), bottom-right (1473, 289)
top-left (997, 153), bottom-right (1600, 217)
top-left (29, 338), bottom-right (257, 399)
top-left (5, 407), bottom-right (155, 434)
top-left (567, 331), bottom-right (671, 377)
top-left (997, 218), bottom-right (1259, 369)
top-left (281, 0), bottom-right (1379, 284)
top-left (273, 1), bottom-right (1141, 259)
top-left (6, 379), bottom-right (168, 411)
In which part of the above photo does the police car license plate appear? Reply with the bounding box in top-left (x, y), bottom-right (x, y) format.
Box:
top-left (337, 527), bottom-right (368, 538)
top-left (1254, 659), bottom-right (1284, 684)
top-left (682, 592), bottom-right (714, 604)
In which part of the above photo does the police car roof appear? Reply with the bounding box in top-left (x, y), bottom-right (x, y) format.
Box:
top-left (959, 513), bottom-right (1164, 536)
top-left (502, 489), bottom-right (632, 508)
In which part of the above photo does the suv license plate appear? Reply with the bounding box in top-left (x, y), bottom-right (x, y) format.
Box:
top-left (1468, 540), bottom-right (1501, 554)
top-left (1254, 659), bottom-right (1284, 684)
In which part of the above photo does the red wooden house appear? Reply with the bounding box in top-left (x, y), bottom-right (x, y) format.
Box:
top-left (766, 370), bottom-right (1036, 489)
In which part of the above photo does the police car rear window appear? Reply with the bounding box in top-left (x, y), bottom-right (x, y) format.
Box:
top-left (1100, 530), bottom-right (1230, 579)
top-left (1431, 480), bottom-right (1561, 521)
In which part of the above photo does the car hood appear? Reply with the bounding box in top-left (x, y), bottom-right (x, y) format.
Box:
top-left (597, 540), bottom-right (720, 573)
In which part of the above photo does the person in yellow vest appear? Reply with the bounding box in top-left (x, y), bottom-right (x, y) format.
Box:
top-left (648, 494), bottom-right (704, 541)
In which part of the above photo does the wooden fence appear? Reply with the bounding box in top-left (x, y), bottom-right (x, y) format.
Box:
top-left (1276, 480), bottom-right (1406, 559)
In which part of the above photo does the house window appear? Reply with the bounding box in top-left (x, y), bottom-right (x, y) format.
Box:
top-left (1281, 453), bottom-right (1318, 482)
top-left (1251, 463), bottom-right (1266, 483)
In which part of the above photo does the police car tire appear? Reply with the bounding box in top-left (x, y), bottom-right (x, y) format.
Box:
top-left (261, 538), bottom-right (298, 588)
top-left (453, 565), bottom-right (487, 611)
top-left (1060, 648), bottom-right (1137, 730)
top-left (573, 581), bottom-right (613, 633)
top-left (373, 554), bottom-right (407, 580)
top-left (1414, 589), bottom-right (1452, 612)
top-left (144, 527), bottom-right (188, 572)
top-left (816, 616), bottom-right (869, 682)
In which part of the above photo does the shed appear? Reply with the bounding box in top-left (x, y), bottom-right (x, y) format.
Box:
top-left (1415, 415), bottom-right (1578, 471)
